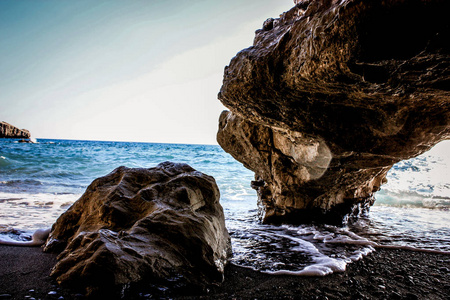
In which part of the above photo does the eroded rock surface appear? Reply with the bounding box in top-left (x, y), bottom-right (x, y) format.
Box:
top-left (217, 0), bottom-right (450, 224)
top-left (0, 121), bottom-right (30, 138)
top-left (44, 162), bottom-right (231, 295)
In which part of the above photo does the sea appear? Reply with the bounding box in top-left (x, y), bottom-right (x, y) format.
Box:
top-left (1, 138), bottom-right (449, 276)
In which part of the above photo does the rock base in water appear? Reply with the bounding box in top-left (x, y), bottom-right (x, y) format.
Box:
top-left (44, 162), bottom-right (231, 296)
top-left (218, 111), bottom-right (390, 225)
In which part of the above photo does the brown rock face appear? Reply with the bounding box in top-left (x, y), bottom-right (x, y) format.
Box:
top-left (217, 0), bottom-right (450, 224)
top-left (44, 162), bottom-right (231, 295)
top-left (0, 121), bottom-right (30, 138)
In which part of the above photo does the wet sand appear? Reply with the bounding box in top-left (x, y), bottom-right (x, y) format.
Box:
top-left (0, 245), bottom-right (448, 299)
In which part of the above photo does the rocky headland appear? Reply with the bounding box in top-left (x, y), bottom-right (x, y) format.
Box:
top-left (0, 121), bottom-right (30, 139)
top-left (217, 0), bottom-right (450, 224)
top-left (44, 162), bottom-right (231, 297)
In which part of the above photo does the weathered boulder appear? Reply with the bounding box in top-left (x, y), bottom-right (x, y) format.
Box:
top-left (0, 121), bottom-right (30, 139)
top-left (217, 0), bottom-right (450, 224)
top-left (44, 162), bottom-right (231, 295)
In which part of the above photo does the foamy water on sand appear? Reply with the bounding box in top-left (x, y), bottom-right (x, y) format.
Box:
top-left (1, 138), bottom-right (449, 275)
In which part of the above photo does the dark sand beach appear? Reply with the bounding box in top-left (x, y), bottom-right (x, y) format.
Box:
top-left (0, 245), bottom-right (448, 300)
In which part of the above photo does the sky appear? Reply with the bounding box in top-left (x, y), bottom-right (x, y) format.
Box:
top-left (1, 0), bottom-right (294, 145)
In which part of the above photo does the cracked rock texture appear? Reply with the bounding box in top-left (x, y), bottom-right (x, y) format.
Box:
top-left (217, 0), bottom-right (450, 224)
top-left (44, 162), bottom-right (231, 296)
top-left (0, 121), bottom-right (30, 138)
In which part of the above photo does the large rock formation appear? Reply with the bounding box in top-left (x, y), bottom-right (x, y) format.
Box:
top-left (44, 162), bottom-right (231, 296)
top-left (217, 0), bottom-right (450, 224)
top-left (0, 121), bottom-right (30, 138)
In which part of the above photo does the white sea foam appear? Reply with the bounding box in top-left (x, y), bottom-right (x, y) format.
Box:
top-left (0, 192), bottom-right (79, 236)
top-left (253, 230), bottom-right (375, 276)
top-left (0, 233), bottom-right (32, 243)
top-left (228, 223), bottom-right (377, 276)
top-left (263, 256), bottom-right (347, 276)
top-left (325, 222), bottom-right (450, 255)
top-left (324, 235), bottom-right (450, 255)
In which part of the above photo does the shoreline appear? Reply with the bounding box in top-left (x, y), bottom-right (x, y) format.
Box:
top-left (0, 246), bottom-right (448, 299)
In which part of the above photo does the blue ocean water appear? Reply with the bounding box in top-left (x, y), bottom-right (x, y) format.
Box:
top-left (1, 138), bottom-right (449, 275)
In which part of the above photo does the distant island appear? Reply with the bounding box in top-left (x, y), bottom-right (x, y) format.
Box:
top-left (0, 121), bottom-right (31, 139)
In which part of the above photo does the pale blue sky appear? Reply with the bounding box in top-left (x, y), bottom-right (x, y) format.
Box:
top-left (1, 0), bottom-right (294, 144)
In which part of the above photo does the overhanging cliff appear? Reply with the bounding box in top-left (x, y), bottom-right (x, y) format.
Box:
top-left (217, 0), bottom-right (450, 224)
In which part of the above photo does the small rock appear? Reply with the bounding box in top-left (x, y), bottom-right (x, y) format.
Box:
top-left (405, 293), bottom-right (419, 300)
top-left (406, 276), bottom-right (415, 285)
top-left (353, 291), bottom-right (368, 300)
top-left (389, 291), bottom-right (402, 299)
top-left (394, 275), bottom-right (404, 281)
